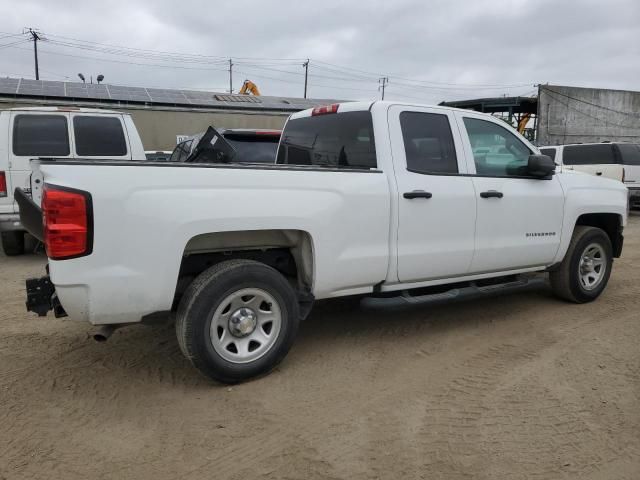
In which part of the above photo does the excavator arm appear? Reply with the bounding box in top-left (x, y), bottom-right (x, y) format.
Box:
top-left (517, 113), bottom-right (531, 134)
top-left (239, 80), bottom-right (261, 96)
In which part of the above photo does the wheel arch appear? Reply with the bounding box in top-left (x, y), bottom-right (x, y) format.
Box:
top-left (574, 213), bottom-right (624, 258)
top-left (174, 229), bottom-right (315, 307)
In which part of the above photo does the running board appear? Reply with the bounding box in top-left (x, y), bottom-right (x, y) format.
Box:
top-left (361, 277), bottom-right (547, 310)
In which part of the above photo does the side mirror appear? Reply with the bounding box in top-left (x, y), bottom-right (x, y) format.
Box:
top-left (527, 154), bottom-right (555, 178)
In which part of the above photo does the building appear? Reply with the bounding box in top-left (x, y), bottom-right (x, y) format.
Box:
top-left (0, 77), bottom-right (340, 150)
top-left (536, 85), bottom-right (640, 146)
top-left (441, 84), bottom-right (640, 146)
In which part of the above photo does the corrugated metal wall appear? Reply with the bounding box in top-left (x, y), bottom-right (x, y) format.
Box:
top-left (537, 85), bottom-right (640, 146)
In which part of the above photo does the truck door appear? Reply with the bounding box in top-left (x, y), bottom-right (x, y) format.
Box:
top-left (389, 105), bottom-right (477, 283)
top-left (9, 111), bottom-right (72, 210)
top-left (455, 112), bottom-right (564, 273)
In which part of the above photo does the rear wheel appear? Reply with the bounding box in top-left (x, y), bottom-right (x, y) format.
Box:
top-left (550, 226), bottom-right (613, 303)
top-left (1, 231), bottom-right (25, 256)
top-left (176, 259), bottom-right (300, 383)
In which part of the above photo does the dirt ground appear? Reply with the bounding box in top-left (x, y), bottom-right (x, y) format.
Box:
top-left (1, 217), bottom-right (639, 480)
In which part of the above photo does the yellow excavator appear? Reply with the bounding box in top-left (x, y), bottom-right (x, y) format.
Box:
top-left (517, 113), bottom-right (531, 134)
top-left (238, 79), bottom-right (261, 96)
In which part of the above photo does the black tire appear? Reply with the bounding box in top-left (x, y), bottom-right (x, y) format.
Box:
top-left (1, 231), bottom-right (25, 256)
top-left (176, 259), bottom-right (300, 383)
top-left (550, 226), bottom-right (613, 303)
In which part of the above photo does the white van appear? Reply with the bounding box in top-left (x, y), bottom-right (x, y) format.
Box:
top-left (0, 107), bottom-right (146, 255)
top-left (539, 143), bottom-right (640, 207)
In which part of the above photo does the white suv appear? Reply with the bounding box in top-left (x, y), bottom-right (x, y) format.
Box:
top-left (539, 143), bottom-right (640, 207)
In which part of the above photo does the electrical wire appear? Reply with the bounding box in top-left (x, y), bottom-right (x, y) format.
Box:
top-left (543, 86), bottom-right (640, 118)
top-left (543, 89), bottom-right (640, 129)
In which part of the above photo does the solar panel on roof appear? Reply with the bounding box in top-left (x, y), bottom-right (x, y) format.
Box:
top-left (0, 78), bottom-right (19, 94)
top-left (0, 77), bottom-right (340, 111)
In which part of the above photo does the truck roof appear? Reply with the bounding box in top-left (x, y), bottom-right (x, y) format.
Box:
top-left (289, 100), bottom-right (489, 120)
top-left (3, 106), bottom-right (126, 114)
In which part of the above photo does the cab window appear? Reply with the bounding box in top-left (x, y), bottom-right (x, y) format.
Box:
top-left (277, 111), bottom-right (376, 169)
top-left (463, 117), bottom-right (532, 177)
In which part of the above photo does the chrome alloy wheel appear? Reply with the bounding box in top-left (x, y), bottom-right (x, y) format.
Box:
top-left (209, 288), bottom-right (282, 364)
top-left (579, 243), bottom-right (607, 291)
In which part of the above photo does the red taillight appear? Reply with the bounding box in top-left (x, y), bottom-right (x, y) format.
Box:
top-left (42, 185), bottom-right (92, 260)
top-left (311, 103), bottom-right (339, 116)
top-left (0, 171), bottom-right (6, 198)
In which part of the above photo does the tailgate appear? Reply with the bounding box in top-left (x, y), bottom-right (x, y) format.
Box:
top-left (15, 187), bottom-right (43, 241)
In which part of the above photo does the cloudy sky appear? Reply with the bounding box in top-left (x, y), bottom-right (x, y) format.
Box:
top-left (1, 0), bottom-right (639, 103)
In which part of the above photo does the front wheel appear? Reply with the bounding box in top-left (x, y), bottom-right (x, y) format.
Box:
top-left (550, 226), bottom-right (613, 303)
top-left (176, 259), bottom-right (300, 383)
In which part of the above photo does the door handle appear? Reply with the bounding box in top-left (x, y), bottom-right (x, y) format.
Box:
top-left (480, 190), bottom-right (504, 199)
top-left (596, 171), bottom-right (603, 176)
top-left (403, 190), bottom-right (433, 199)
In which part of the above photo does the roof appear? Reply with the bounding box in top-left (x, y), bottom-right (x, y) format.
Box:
top-left (0, 77), bottom-right (342, 113)
top-left (5, 106), bottom-right (123, 114)
top-left (439, 96), bottom-right (538, 115)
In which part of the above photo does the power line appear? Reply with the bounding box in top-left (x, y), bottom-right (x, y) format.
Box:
top-left (543, 86), bottom-right (640, 118)
top-left (2, 28), bottom-right (535, 100)
top-left (9, 44), bottom-right (231, 72)
top-left (543, 89), bottom-right (640, 129)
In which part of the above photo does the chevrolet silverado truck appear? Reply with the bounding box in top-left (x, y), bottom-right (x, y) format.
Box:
top-left (17, 101), bottom-right (627, 383)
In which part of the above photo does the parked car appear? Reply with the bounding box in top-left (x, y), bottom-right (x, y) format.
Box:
top-left (144, 150), bottom-right (173, 162)
top-left (18, 101), bottom-right (627, 383)
top-left (169, 128), bottom-right (281, 164)
top-left (0, 107), bottom-right (146, 255)
top-left (539, 142), bottom-right (640, 207)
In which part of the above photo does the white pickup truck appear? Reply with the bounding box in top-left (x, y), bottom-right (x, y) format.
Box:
top-left (18, 101), bottom-right (628, 383)
top-left (0, 107), bottom-right (146, 255)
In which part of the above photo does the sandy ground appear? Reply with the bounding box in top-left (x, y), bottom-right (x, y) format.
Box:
top-left (1, 217), bottom-right (639, 480)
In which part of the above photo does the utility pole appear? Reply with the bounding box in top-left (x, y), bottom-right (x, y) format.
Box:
top-left (378, 77), bottom-right (388, 100)
top-left (303, 59), bottom-right (309, 98)
top-left (26, 28), bottom-right (41, 80)
top-left (228, 58), bottom-right (233, 94)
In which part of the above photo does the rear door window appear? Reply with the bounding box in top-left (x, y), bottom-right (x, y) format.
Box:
top-left (399, 111), bottom-right (458, 174)
top-left (277, 111), bottom-right (377, 169)
top-left (616, 144), bottom-right (640, 166)
top-left (13, 114), bottom-right (70, 156)
top-left (73, 116), bottom-right (127, 156)
top-left (563, 144), bottom-right (615, 165)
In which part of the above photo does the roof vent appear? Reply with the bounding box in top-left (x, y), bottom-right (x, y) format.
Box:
top-left (214, 94), bottom-right (261, 103)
